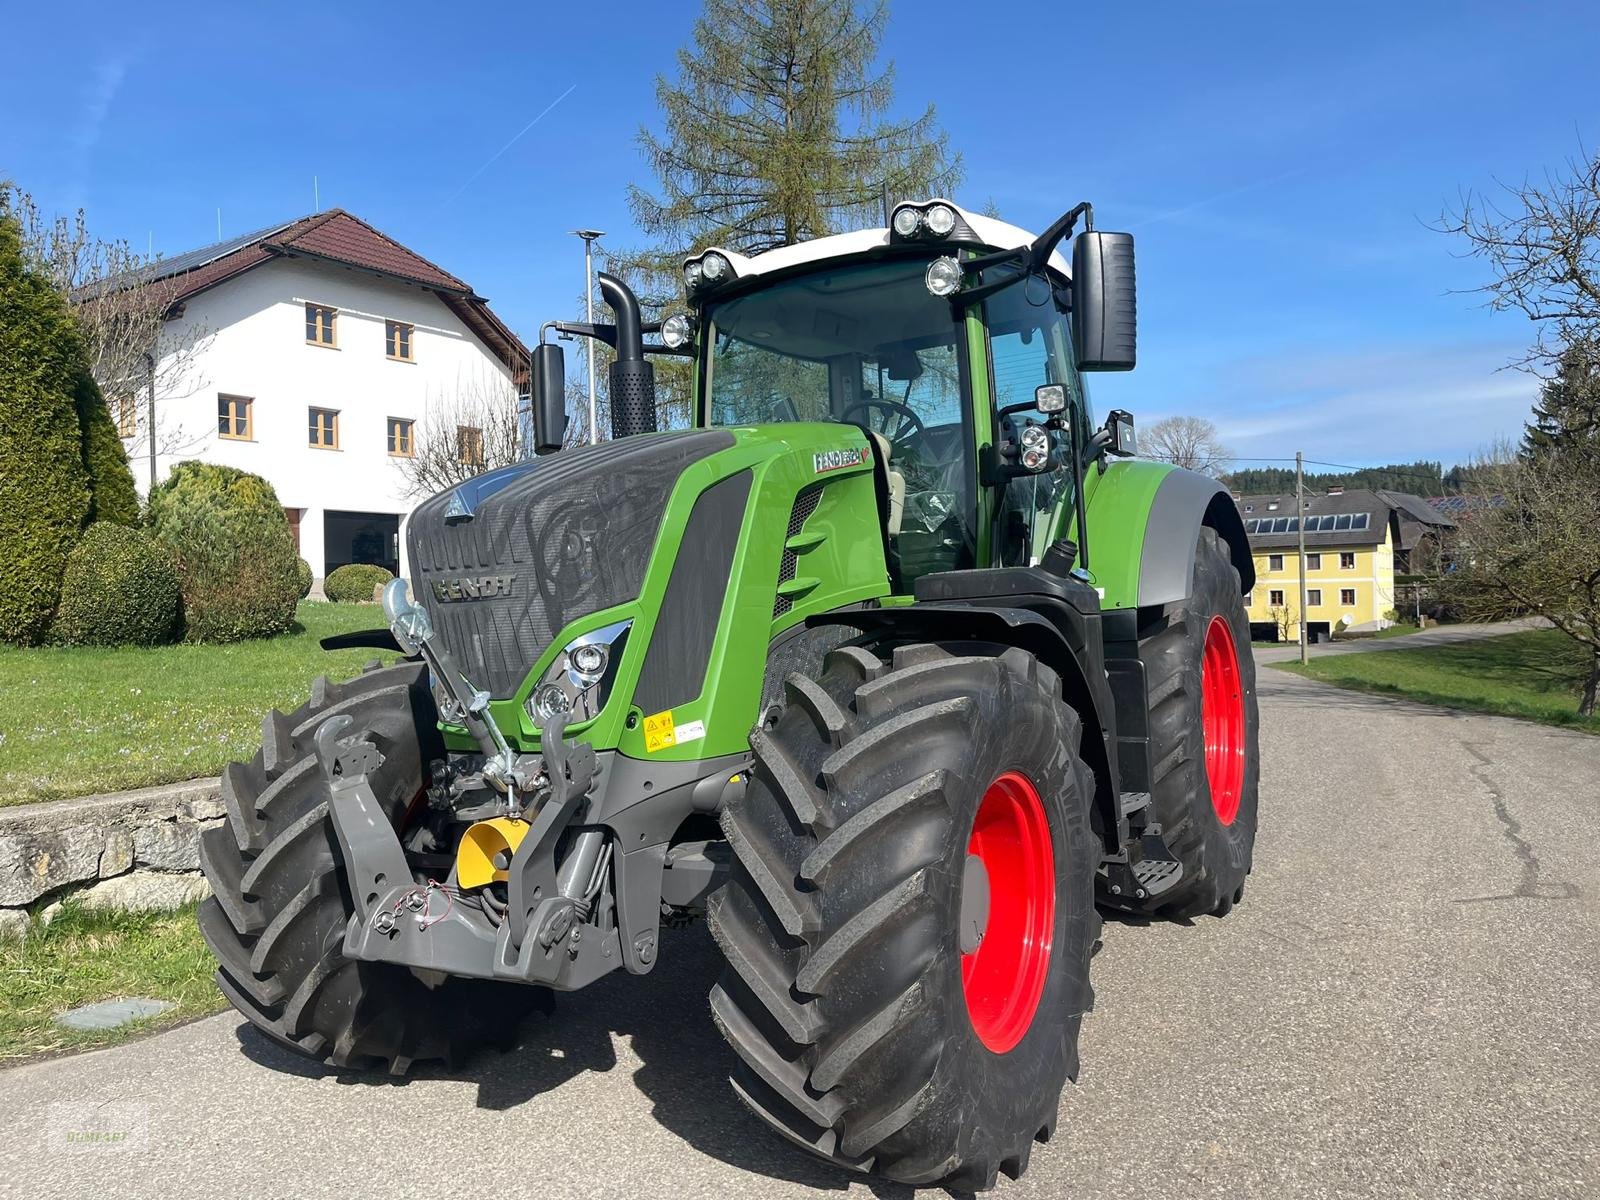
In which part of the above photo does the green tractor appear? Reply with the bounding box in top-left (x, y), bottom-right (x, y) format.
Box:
top-left (199, 198), bottom-right (1259, 1190)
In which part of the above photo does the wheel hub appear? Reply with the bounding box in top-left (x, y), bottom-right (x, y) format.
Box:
top-left (960, 771), bottom-right (1055, 1054)
top-left (1201, 615), bottom-right (1246, 826)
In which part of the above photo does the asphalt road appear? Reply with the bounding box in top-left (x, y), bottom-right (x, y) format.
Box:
top-left (3, 660), bottom-right (1597, 1200)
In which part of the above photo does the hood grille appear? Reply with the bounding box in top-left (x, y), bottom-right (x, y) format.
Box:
top-left (406, 430), bottom-right (734, 698)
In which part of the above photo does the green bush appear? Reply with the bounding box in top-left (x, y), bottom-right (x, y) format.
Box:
top-left (75, 373), bottom-right (138, 527)
top-left (324, 563), bottom-right (393, 603)
top-left (146, 462), bottom-right (300, 642)
top-left (0, 211), bottom-right (91, 644)
top-left (295, 558), bottom-right (314, 600)
top-left (51, 522), bottom-right (179, 646)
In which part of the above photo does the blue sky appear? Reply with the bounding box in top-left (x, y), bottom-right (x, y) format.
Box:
top-left (4, 0), bottom-right (1596, 470)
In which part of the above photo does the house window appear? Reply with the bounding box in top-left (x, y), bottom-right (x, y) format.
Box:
top-left (1340, 552), bottom-right (1356, 569)
top-left (305, 303), bottom-right (337, 347)
top-left (457, 425), bottom-right (485, 467)
top-left (1307, 588), bottom-right (1322, 606)
top-left (385, 321), bottom-right (414, 361)
top-left (1268, 554), bottom-right (1283, 571)
top-left (1269, 589), bottom-right (1285, 607)
top-left (308, 406), bottom-right (339, 449)
top-left (387, 417), bottom-right (415, 457)
top-left (1307, 552), bottom-right (1322, 570)
top-left (1243, 591), bottom-right (1253, 607)
top-left (218, 394), bottom-right (253, 440)
top-left (1340, 588), bottom-right (1357, 606)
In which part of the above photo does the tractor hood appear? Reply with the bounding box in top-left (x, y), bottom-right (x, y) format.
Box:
top-left (407, 430), bottom-right (735, 699)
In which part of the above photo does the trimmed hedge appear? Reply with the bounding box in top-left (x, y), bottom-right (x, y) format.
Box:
top-left (324, 563), bottom-right (394, 604)
top-left (295, 558), bottom-right (314, 600)
top-left (0, 211), bottom-right (92, 644)
top-left (51, 522), bottom-right (180, 646)
top-left (146, 461), bottom-right (300, 642)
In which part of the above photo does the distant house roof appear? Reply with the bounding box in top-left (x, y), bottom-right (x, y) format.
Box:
top-left (103, 210), bottom-right (529, 381)
top-left (1234, 488), bottom-right (1452, 550)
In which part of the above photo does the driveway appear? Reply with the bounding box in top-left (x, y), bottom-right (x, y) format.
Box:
top-left (2, 666), bottom-right (1597, 1199)
top-left (1253, 617), bottom-right (1546, 663)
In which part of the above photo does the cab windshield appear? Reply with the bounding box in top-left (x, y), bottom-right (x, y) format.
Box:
top-left (703, 257), bottom-right (973, 579)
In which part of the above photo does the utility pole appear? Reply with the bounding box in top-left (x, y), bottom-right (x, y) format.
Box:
top-left (572, 230), bottom-right (604, 444)
top-left (1296, 450), bottom-right (1309, 664)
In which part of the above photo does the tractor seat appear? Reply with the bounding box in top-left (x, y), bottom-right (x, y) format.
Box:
top-left (866, 431), bottom-right (905, 536)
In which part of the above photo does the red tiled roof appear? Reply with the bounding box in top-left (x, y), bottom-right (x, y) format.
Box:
top-left (151, 210), bottom-right (527, 378)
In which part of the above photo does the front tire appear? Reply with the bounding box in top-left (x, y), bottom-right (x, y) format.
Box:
top-left (708, 642), bottom-right (1099, 1190)
top-left (1137, 527), bottom-right (1260, 919)
top-left (197, 662), bottom-right (536, 1073)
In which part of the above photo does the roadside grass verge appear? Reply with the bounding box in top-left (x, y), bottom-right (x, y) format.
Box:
top-left (1275, 629), bottom-right (1600, 733)
top-left (0, 902), bottom-right (221, 1063)
top-left (0, 602), bottom-right (398, 807)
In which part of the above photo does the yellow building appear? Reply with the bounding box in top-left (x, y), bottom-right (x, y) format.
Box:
top-left (1234, 489), bottom-right (1451, 643)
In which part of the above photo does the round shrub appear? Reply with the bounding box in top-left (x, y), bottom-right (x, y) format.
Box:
top-left (296, 558), bottom-right (314, 600)
top-left (146, 461), bottom-right (300, 643)
top-left (51, 522), bottom-right (180, 646)
top-left (324, 563), bottom-right (394, 603)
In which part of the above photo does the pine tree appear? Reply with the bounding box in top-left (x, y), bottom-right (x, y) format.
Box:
top-left (629, 0), bottom-right (961, 259)
top-left (1523, 340), bottom-right (1600, 458)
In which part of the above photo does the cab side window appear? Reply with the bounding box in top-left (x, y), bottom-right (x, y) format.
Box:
top-left (984, 282), bottom-right (1079, 566)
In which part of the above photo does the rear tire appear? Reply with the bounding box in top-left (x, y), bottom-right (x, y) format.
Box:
top-left (197, 662), bottom-right (537, 1073)
top-left (1136, 527), bottom-right (1260, 919)
top-left (708, 642), bottom-right (1099, 1190)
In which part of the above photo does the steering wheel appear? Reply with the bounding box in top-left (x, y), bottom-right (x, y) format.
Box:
top-left (841, 398), bottom-right (926, 452)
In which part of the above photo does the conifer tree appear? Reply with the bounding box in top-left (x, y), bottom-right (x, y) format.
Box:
top-left (629, 0), bottom-right (961, 259)
top-left (1523, 339), bottom-right (1600, 458)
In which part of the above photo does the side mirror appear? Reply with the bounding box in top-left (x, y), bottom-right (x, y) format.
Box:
top-left (1105, 409), bottom-right (1136, 456)
top-left (531, 342), bottom-right (567, 455)
top-left (1072, 231), bottom-right (1136, 371)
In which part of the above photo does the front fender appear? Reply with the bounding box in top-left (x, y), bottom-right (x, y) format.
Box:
top-left (1084, 461), bottom-right (1253, 607)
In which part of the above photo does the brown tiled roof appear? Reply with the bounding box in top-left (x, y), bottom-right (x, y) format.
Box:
top-left (142, 210), bottom-right (527, 380)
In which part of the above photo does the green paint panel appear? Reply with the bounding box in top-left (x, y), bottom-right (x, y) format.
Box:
top-left (1080, 458), bottom-right (1175, 609)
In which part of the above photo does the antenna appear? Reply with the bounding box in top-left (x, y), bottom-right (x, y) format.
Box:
top-left (314, 175), bottom-right (320, 212)
top-left (216, 208), bottom-right (222, 241)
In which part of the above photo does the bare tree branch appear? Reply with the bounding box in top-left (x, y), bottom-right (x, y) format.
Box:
top-left (1140, 414), bottom-right (1233, 477)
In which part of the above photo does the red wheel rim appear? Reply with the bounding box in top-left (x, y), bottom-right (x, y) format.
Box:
top-left (961, 771), bottom-right (1055, 1054)
top-left (1201, 615), bottom-right (1246, 826)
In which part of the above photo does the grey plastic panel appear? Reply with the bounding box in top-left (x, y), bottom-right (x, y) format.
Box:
top-left (1136, 468), bottom-right (1229, 606)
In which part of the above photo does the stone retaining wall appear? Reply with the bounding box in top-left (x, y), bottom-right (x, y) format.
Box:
top-left (0, 779), bottom-right (221, 938)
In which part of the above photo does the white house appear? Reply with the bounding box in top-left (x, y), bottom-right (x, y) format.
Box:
top-left (119, 210), bottom-right (529, 581)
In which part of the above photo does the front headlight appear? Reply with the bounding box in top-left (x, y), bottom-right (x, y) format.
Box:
top-left (526, 619), bottom-right (631, 728)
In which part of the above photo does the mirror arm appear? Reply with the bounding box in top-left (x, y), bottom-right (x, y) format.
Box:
top-left (546, 320), bottom-right (619, 349)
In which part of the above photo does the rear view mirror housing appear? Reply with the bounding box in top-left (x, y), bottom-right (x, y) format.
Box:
top-left (531, 342), bottom-right (567, 455)
top-left (1072, 231), bottom-right (1137, 371)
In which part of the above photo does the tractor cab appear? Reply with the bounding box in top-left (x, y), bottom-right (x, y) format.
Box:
top-left (531, 198), bottom-right (1140, 589)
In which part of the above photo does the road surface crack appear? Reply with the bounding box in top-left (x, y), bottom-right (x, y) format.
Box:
top-left (1455, 740), bottom-right (1580, 904)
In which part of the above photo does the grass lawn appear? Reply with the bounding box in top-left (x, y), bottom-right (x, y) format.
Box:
top-left (0, 902), bottom-right (222, 1063)
top-left (0, 602), bottom-right (400, 807)
top-left (1276, 629), bottom-right (1600, 733)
